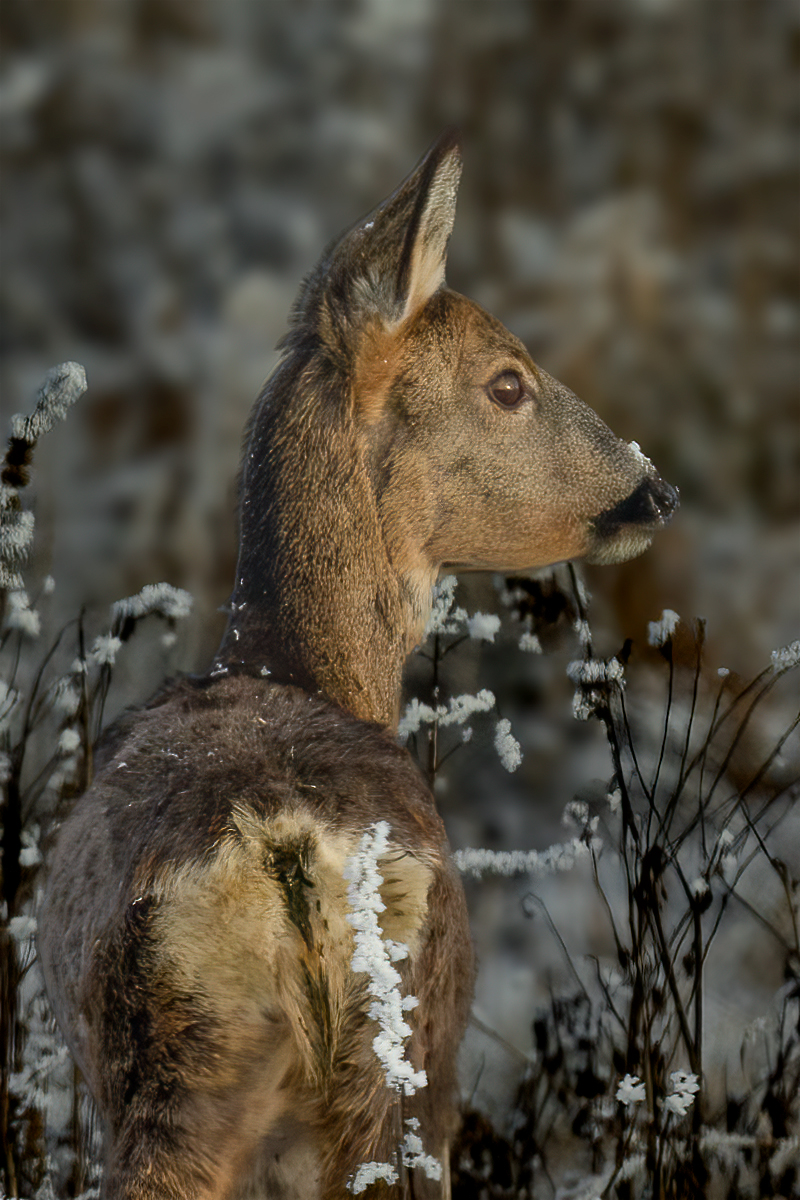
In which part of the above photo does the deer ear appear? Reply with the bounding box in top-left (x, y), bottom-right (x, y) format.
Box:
top-left (301, 130), bottom-right (462, 340)
top-left (389, 128), bottom-right (462, 324)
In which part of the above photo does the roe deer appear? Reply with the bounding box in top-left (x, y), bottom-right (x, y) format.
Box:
top-left (39, 130), bottom-right (678, 1199)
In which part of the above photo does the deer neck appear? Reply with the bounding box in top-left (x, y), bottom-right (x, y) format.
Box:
top-left (214, 355), bottom-right (432, 730)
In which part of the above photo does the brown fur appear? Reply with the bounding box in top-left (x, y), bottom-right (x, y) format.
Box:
top-left (39, 131), bottom-right (677, 1198)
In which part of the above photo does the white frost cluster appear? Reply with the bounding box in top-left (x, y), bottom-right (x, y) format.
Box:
top-left (567, 658), bottom-right (625, 686)
top-left (519, 630), bottom-right (542, 653)
top-left (453, 836), bottom-right (593, 879)
top-left (616, 1073), bottom-right (647, 1105)
top-left (112, 582), bottom-right (193, 623)
top-left (57, 728), bottom-right (81, 756)
top-left (91, 634), bottom-right (123, 666)
top-left (494, 717), bottom-right (522, 772)
top-left (423, 575), bottom-right (465, 636)
top-left (49, 676), bottom-right (81, 717)
top-left (397, 689), bottom-right (495, 741)
top-left (466, 612), bottom-right (500, 642)
top-left (663, 1070), bottom-right (699, 1117)
top-left (647, 608), bottom-right (680, 648)
top-left (574, 617), bottom-right (593, 649)
top-left (348, 1119), bottom-right (441, 1194)
top-left (19, 827), bottom-right (42, 868)
top-left (627, 440), bottom-right (654, 470)
top-left (400, 1118), bottom-right (442, 1181)
top-left (0, 509), bottom-right (35, 581)
top-left (562, 800), bottom-right (599, 834)
top-left (568, 656), bottom-right (624, 722)
top-left (348, 1161), bottom-right (398, 1193)
top-left (8, 914), bottom-right (37, 941)
top-left (10, 361), bottom-right (87, 442)
top-left (343, 822), bottom-right (426, 1096)
top-left (3, 590), bottom-right (40, 638)
top-left (771, 639), bottom-right (800, 672)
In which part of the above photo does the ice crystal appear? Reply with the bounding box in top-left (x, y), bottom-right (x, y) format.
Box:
top-left (494, 717), bottom-right (522, 772)
top-left (344, 822), bottom-right (426, 1096)
top-left (397, 689), bottom-right (495, 740)
top-left (519, 630), bottom-right (542, 653)
top-left (567, 657), bottom-right (625, 686)
top-left (0, 509), bottom-right (35, 565)
top-left (91, 634), bottom-right (123, 665)
top-left (466, 611), bottom-right (500, 642)
top-left (647, 608), bottom-right (680, 648)
top-left (50, 676), bottom-right (81, 717)
top-left (57, 728), bottom-right (81, 755)
top-left (112, 582), bottom-right (193, 623)
top-left (574, 617), bottom-right (592, 649)
top-left (10, 361), bottom-right (87, 442)
top-left (8, 914), bottom-right (37, 941)
top-left (453, 837), bottom-right (592, 879)
top-left (4, 589), bottom-right (40, 638)
top-left (616, 1073), bottom-right (646, 1105)
top-left (423, 575), bottom-right (465, 636)
top-left (663, 1070), bottom-right (699, 1117)
top-left (348, 1161), bottom-right (398, 1193)
top-left (771, 639), bottom-right (800, 671)
top-left (401, 1118), bottom-right (442, 1180)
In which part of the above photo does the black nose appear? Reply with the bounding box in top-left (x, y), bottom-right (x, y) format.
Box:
top-left (593, 475), bottom-right (679, 536)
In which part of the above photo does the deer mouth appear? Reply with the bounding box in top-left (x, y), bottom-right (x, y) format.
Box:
top-left (586, 474), bottom-right (679, 565)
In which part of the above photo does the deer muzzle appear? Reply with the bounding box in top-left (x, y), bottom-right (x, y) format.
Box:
top-left (586, 473), bottom-right (679, 565)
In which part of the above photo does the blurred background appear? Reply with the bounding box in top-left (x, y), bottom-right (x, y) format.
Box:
top-left (1, 0), bottom-right (797, 682)
top-left (1, 0), bottom-right (799, 1165)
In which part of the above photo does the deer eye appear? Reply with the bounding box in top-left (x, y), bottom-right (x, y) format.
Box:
top-left (487, 370), bottom-right (525, 409)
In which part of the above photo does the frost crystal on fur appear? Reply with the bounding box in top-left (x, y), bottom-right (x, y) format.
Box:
top-left (647, 608), bottom-right (680, 648)
top-left (401, 1118), bottom-right (442, 1180)
top-left (348, 1161), bottom-right (398, 1193)
top-left (343, 822), bottom-right (427, 1096)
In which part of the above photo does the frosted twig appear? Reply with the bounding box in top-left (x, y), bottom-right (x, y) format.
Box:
top-left (9, 362), bottom-right (87, 444)
top-left (453, 837), bottom-right (594, 879)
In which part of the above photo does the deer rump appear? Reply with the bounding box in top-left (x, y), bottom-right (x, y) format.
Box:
top-left (39, 129), bottom-right (677, 1198)
top-left (41, 675), bottom-right (471, 1198)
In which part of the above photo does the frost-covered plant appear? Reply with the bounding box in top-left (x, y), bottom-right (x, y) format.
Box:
top-left (401, 574), bottom-right (523, 779)
top-left (1, 366), bottom-right (193, 1198)
top-left (453, 566), bottom-right (799, 1199)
